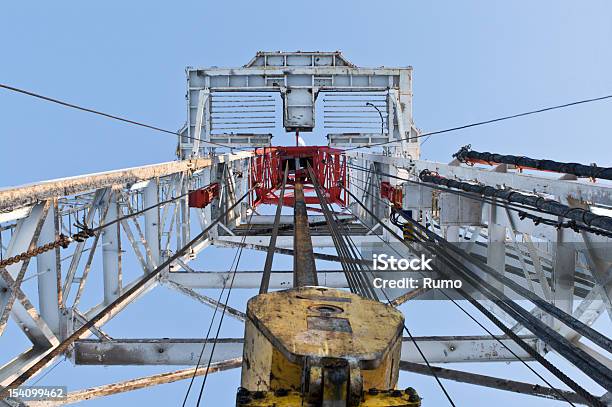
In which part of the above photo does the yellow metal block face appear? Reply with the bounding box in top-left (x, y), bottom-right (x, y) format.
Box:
top-left (245, 287), bottom-right (404, 369)
top-left (241, 320), bottom-right (274, 390)
top-left (241, 287), bottom-right (411, 404)
top-left (241, 320), bottom-right (304, 391)
top-left (236, 390), bottom-right (421, 406)
top-left (362, 391), bottom-right (421, 406)
top-left (236, 390), bottom-right (304, 406)
top-left (270, 347), bottom-right (302, 390)
top-left (362, 337), bottom-right (402, 389)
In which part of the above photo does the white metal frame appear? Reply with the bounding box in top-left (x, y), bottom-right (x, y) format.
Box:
top-left (1, 52), bottom-right (610, 405)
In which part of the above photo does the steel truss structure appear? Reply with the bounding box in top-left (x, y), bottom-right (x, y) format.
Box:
top-left (0, 51), bottom-right (611, 406)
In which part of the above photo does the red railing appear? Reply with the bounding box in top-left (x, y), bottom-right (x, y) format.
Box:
top-left (249, 146), bottom-right (347, 209)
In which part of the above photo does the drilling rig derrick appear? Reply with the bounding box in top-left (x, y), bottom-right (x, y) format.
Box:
top-left (1, 50), bottom-right (611, 407)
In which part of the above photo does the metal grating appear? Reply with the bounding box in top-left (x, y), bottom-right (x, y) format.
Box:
top-left (320, 91), bottom-right (389, 132)
top-left (210, 92), bottom-right (279, 133)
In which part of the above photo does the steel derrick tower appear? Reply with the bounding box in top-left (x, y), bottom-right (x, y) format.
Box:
top-left (0, 51), bottom-right (611, 406)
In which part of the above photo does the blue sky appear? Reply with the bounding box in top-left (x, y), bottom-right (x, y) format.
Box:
top-left (1, 1), bottom-right (611, 406)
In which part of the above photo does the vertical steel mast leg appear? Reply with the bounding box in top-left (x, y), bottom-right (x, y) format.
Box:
top-left (293, 181), bottom-right (318, 287)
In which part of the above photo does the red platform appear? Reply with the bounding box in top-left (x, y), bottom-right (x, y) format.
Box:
top-left (249, 146), bottom-right (347, 209)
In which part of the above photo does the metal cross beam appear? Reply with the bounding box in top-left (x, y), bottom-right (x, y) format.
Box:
top-left (399, 361), bottom-right (586, 404)
top-left (71, 335), bottom-right (540, 365)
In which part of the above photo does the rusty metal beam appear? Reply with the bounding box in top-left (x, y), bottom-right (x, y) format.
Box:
top-left (293, 181), bottom-right (318, 287)
top-left (26, 358), bottom-right (242, 407)
top-left (389, 287), bottom-right (431, 307)
top-left (0, 347), bottom-right (54, 389)
top-left (0, 153), bottom-right (251, 211)
top-left (0, 160), bottom-right (209, 211)
top-left (70, 336), bottom-right (538, 365)
top-left (163, 279), bottom-right (245, 321)
top-left (0, 188), bottom-right (253, 394)
top-left (213, 239), bottom-right (370, 266)
top-left (71, 309), bottom-right (112, 341)
top-left (399, 361), bottom-right (585, 404)
top-left (73, 339), bottom-right (243, 365)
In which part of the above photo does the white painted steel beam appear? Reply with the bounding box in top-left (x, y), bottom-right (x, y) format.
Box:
top-left (0, 348), bottom-right (52, 387)
top-left (163, 279), bottom-right (245, 321)
top-left (102, 192), bottom-right (120, 304)
top-left (62, 188), bottom-right (108, 303)
top-left (400, 335), bottom-right (541, 363)
top-left (164, 270), bottom-right (423, 289)
top-left (553, 229), bottom-right (576, 322)
top-left (214, 235), bottom-right (388, 249)
top-left (399, 361), bottom-right (584, 404)
top-left (143, 179), bottom-right (161, 269)
top-left (26, 359), bottom-right (242, 407)
top-left (36, 202), bottom-right (60, 335)
top-left (72, 335), bottom-right (539, 365)
top-left (0, 159), bottom-right (213, 211)
top-left (409, 157), bottom-right (612, 206)
top-left (73, 339), bottom-right (243, 365)
top-left (0, 203), bottom-right (58, 347)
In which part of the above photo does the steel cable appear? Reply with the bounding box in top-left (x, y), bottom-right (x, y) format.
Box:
top-left (347, 163), bottom-right (612, 238)
top-left (180, 213), bottom-right (251, 406)
top-left (194, 210), bottom-right (255, 406)
top-left (347, 178), bottom-right (604, 406)
top-left (0, 83), bottom-right (253, 151)
top-left (307, 165), bottom-right (458, 406)
top-left (0, 182), bottom-right (221, 270)
top-left (343, 93), bottom-right (612, 151)
top-left (1, 187), bottom-right (255, 394)
top-left (307, 164), bottom-right (374, 298)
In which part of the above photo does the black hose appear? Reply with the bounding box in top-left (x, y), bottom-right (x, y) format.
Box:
top-left (419, 169), bottom-right (612, 233)
top-left (454, 145), bottom-right (612, 180)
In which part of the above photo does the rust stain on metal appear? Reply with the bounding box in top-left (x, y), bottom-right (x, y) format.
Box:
top-left (27, 358), bottom-right (242, 406)
top-left (0, 156), bottom-right (260, 211)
